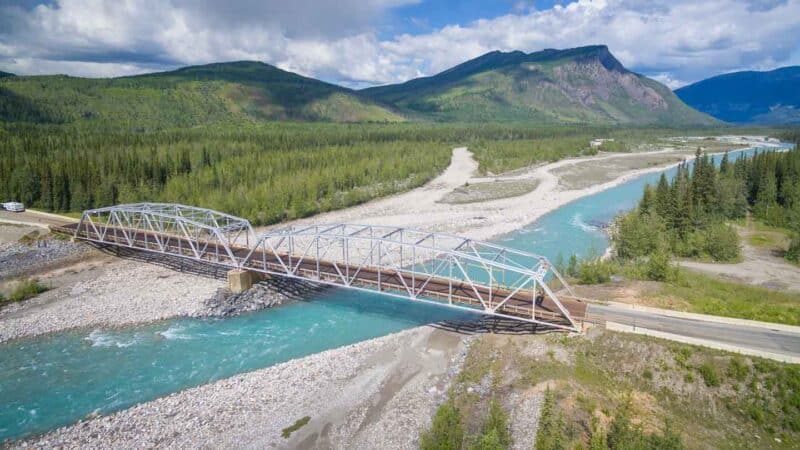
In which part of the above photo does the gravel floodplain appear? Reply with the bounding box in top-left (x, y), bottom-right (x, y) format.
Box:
top-left (0, 258), bottom-right (223, 343)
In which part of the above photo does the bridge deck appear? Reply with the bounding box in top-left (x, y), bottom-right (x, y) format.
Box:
top-left (54, 223), bottom-right (586, 326)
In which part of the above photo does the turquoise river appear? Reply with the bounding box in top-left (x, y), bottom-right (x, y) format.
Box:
top-left (0, 144), bottom-right (791, 441)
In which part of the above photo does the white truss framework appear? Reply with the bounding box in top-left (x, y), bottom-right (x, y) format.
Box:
top-left (71, 204), bottom-right (581, 331)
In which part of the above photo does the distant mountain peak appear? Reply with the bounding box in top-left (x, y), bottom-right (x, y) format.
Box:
top-left (675, 66), bottom-right (800, 124)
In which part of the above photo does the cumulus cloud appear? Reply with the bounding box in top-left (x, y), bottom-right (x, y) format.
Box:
top-left (0, 0), bottom-right (798, 87)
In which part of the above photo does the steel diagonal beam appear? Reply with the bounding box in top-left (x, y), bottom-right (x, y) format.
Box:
top-left (381, 227), bottom-right (404, 239)
top-left (318, 224), bottom-right (345, 235)
top-left (392, 269), bottom-right (416, 298)
top-left (467, 241), bottom-right (500, 287)
top-left (346, 239), bottom-right (381, 286)
top-left (314, 235), bottom-right (340, 264)
top-left (414, 233), bottom-right (435, 245)
top-left (291, 237), bottom-right (317, 274)
top-left (413, 256), bottom-right (450, 297)
top-left (176, 221), bottom-right (201, 259)
top-left (348, 225), bottom-right (372, 237)
top-left (142, 214), bottom-right (166, 252)
top-left (451, 256), bottom-right (488, 310)
top-left (110, 211), bottom-right (133, 246)
top-left (536, 276), bottom-right (578, 331)
top-left (263, 239), bottom-right (291, 274)
top-left (290, 224), bottom-right (319, 235)
top-left (86, 214), bottom-right (102, 241)
top-left (491, 275), bottom-right (534, 313)
top-left (100, 212), bottom-right (116, 242)
top-left (212, 229), bottom-right (238, 266)
top-left (549, 265), bottom-right (576, 297)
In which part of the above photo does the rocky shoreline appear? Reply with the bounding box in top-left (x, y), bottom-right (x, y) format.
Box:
top-left (0, 238), bottom-right (89, 280)
top-left (0, 256), bottom-right (223, 343)
top-left (193, 278), bottom-right (329, 318)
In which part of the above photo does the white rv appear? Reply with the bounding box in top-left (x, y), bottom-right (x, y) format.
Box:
top-left (2, 202), bottom-right (25, 212)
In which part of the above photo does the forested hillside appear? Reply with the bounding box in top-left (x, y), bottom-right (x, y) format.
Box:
top-left (363, 46), bottom-right (717, 126)
top-left (0, 62), bottom-right (404, 126)
top-left (0, 123), bottom-right (705, 224)
top-left (676, 66), bottom-right (800, 124)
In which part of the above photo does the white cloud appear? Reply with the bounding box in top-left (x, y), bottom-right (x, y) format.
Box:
top-left (0, 0), bottom-right (798, 87)
top-left (648, 73), bottom-right (689, 90)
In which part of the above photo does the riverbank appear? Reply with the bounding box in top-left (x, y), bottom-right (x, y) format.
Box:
top-left (0, 256), bottom-right (223, 343)
top-left (265, 136), bottom-right (768, 243)
top-left (12, 326), bottom-right (472, 449)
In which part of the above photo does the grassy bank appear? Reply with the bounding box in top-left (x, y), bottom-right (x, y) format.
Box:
top-left (655, 270), bottom-right (800, 325)
top-left (421, 331), bottom-right (799, 449)
top-left (568, 259), bottom-right (800, 326)
top-left (0, 279), bottom-right (49, 306)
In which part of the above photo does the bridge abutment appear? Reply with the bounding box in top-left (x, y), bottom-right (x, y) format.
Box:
top-left (227, 269), bottom-right (269, 293)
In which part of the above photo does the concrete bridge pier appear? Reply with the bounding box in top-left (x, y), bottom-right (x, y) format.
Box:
top-left (227, 269), bottom-right (268, 293)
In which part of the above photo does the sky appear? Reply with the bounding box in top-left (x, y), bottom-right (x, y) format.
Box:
top-left (0, 0), bottom-right (798, 89)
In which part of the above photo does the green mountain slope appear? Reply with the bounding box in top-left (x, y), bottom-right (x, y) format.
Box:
top-left (675, 66), bottom-right (800, 124)
top-left (0, 61), bottom-right (404, 126)
top-left (363, 45), bottom-right (717, 125)
top-left (0, 71), bottom-right (14, 78)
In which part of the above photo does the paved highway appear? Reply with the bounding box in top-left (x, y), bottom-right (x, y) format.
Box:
top-left (587, 304), bottom-right (800, 359)
top-left (0, 209), bottom-right (75, 228)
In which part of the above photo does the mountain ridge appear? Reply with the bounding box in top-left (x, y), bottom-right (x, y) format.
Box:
top-left (0, 47), bottom-right (718, 126)
top-left (0, 61), bottom-right (404, 125)
top-left (363, 45), bottom-right (717, 126)
top-left (675, 66), bottom-right (800, 124)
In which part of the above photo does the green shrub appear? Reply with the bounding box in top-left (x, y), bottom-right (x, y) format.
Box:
top-left (536, 388), bottom-right (568, 450)
top-left (605, 399), bottom-right (683, 450)
top-left (420, 400), bottom-right (464, 450)
top-left (672, 346), bottom-right (692, 368)
top-left (472, 399), bottom-right (512, 449)
top-left (3, 279), bottom-right (49, 304)
top-left (612, 211), bottom-right (667, 260)
top-left (281, 416), bottom-right (310, 438)
top-left (567, 254), bottom-right (579, 278)
top-left (786, 235), bottom-right (800, 264)
top-left (470, 429), bottom-right (504, 450)
top-left (701, 223), bottom-right (741, 262)
top-left (18, 230), bottom-right (41, 245)
top-left (727, 357), bottom-right (748, 382)
top-left (698, 363), bottom-right (720, 387)
top-left (577, 258), bottom-right (613, 285)
top-left (646, 247), bottom-right (675, 282)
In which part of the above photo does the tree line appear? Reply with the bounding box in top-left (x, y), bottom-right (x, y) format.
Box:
top-left (0, 122), bottom-right (682, 224)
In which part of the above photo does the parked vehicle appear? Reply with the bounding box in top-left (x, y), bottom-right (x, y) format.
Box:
top-left (2, 202), bottom-right (25, 212)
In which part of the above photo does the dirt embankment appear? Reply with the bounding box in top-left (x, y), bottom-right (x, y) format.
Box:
top-left (679, 221), bottom-right (800, 293)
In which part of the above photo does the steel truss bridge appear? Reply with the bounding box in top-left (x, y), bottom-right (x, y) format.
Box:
top-left (55, 203), bottom-right (586, 331)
